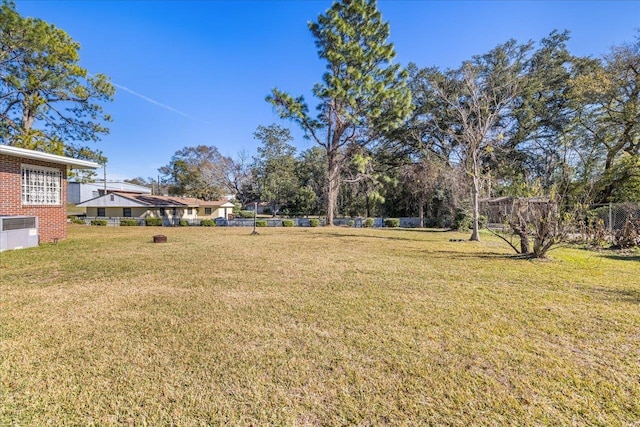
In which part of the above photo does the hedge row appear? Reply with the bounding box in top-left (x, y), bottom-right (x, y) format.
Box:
top-left (85, 218), bottom-right (403, 228)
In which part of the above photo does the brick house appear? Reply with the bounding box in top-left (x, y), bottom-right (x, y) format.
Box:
top-left (0, 145), bottom-right (99, 243)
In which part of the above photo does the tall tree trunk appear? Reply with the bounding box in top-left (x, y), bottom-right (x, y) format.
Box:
top-left (365, 193), bottom-right (371, 218)
top-left (418, 196), bottom-right (425, 228)
top-left (470, 158), bottom-right (480, 241)
top-left (326, 148), bottom-right (341, 226)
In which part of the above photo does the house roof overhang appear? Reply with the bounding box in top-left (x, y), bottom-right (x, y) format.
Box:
top-left (0, 145), bottom-right (100, 169)
top-left (198, 200), bottom-right (235, 207)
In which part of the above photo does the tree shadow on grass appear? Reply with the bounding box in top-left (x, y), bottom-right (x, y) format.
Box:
top-left (324, 231), bottom-right (523, 259)
top-left (324, 228), bottom-right (467, 242)
top-left (600, 254), bottom-right (640, 262)
top-left (324, 232), bottom-right (416, 242)
top-left (389, 227), bottom-right (453, 233)
top-left (416, 250), bottom-right (525, 260)
top-left (582, 286), bottom-right (640, 304)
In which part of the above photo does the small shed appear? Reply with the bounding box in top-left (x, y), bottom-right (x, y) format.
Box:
top-left (480, 196), bottom-right (554, 225)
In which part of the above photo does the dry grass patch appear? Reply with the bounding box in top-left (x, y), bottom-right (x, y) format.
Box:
top-left (1, 225), bottom-right (639, 425)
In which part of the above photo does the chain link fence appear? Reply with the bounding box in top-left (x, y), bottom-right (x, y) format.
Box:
top-left (571, 202), bottom-right (640, 245)
top-left (480, 199), bottom-right (640, 246)
top-left (581, 203), bottom-right (640, 233)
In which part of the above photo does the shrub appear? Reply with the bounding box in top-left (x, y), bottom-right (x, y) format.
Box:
top-left (453, 209), bottom-right (486, 231)
top-left (384, 218), bottom-right (400, 228)
top-left (453, 208), bottom-right (472, 231)
top-left (282, 219), bottom-right (295, 227)
top-left (363, 218), bottom-right (374, 228)
top-left (200, 219), bottom-right (216, 227)
top-left (90, 219), bottom-right (107, 226)
top-left (256, 220), bottom-right (268, 227)
top-left (613, 216), bottom-right (640, 249)
top-left (237, 210), bottom-right (254, 218)
top-left (478, 214), bottom-right (488, 228)
top-left (179, 220), bottom-right (189, 226)
top-left (120, 219), bottom-right (138, 226)
top-left (145, 217), bottom-right (163, 226)
top-left (309, 219), bottom-right (320, 227)
top-left (71, 218), bottom-right (85, 225)
top-left (348, 220), bottom-right (355, 228)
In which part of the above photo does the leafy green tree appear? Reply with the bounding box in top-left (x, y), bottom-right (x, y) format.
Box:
top-left (597, 154), bottom-right (640, 202)
top-left (124, 176), bottom-right (153, 187)
top-left (252, 124), bottom-right (299, 215)
top-left (572, 33), bottom-right (640, 202)
top-left (387, 64), bottom-right (459, 167)
top-left (395, 153), bottom-right (447, 226)
top-left (339, 148), bottom-right (394, 218)
top-left (505, 31), bottom-right (581, 196)
top-left (159, 145), bottom-right (233, 201)
top-left (291, 185), bottom-right (317, 217)
top-left (384, 64), bottom-right (469, 226)
top-left (0, 1), bottom-right (113, 163)
top-left (267, 0), bottom-right (411, 225)
top-left (296, 146), bottom-right (327, 215)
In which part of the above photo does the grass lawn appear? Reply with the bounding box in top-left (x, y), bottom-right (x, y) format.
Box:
top-left (1, 225), bottom-right (639, 425)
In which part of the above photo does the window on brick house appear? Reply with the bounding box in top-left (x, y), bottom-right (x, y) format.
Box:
top-left (205, 207), bottom-right (212, 215)
top-left (123, 208), bottom-right (132, 217)
top-left (21, 164), bottom-right (62, 205)
top-left (97, 207), bottom-right (106, 217)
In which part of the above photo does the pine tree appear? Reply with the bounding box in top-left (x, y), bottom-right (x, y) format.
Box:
top-left (267, 0), bottom-right (411, 225)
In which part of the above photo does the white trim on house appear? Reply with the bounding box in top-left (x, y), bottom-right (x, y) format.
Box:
top-left (77, 193), bottom-right (150, 208)
top-left (0, 145), bottom-right (100, 169)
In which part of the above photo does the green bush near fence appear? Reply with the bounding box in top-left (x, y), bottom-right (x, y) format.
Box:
top-left (179, 220), bottom-right (189, 227)
top-left (363, 218), bottom-right (374, 228)
top-left (145, 217), bottom-right (163, 226)
top-left (90, 219), bottom-right (107, 226)
top-left (237, 210), bottom-right (255, 218)
top-left (200, 219), bottom-right (216, 227)
top-left (348, 220), bottom-right (355, 227)
top-left (384, 218), bottom-right (400, 228)
top-left (256, 220), bottom-right (268, 227)
top-left (309, 219), bottom-right (320, 227)
top-left (120, 219), bottom-right (138, 226)
top-left (71, 218), bottom-right (86, 225)
top-left (282, 219), bottom-right (295, 227)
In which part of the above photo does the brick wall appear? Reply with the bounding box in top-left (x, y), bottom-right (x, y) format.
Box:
top-left (0, 153), bottom-right (68, 243)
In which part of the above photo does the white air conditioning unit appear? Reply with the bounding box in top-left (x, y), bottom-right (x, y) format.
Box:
top-left (0, 216), bottom-right (39, 251)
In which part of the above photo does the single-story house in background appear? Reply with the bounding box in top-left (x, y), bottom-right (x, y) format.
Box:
top-left (77, 192), bottom-right (235, 223)
top-left (68, 180), bottom-right (151, 204)
top-left (67, 179), bottom-right (152, 216)
top-left (0, 145), bottom-right (99, 244)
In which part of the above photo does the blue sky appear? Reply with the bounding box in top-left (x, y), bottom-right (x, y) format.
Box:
top-left (14, 0), bottom-right (640, 181)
